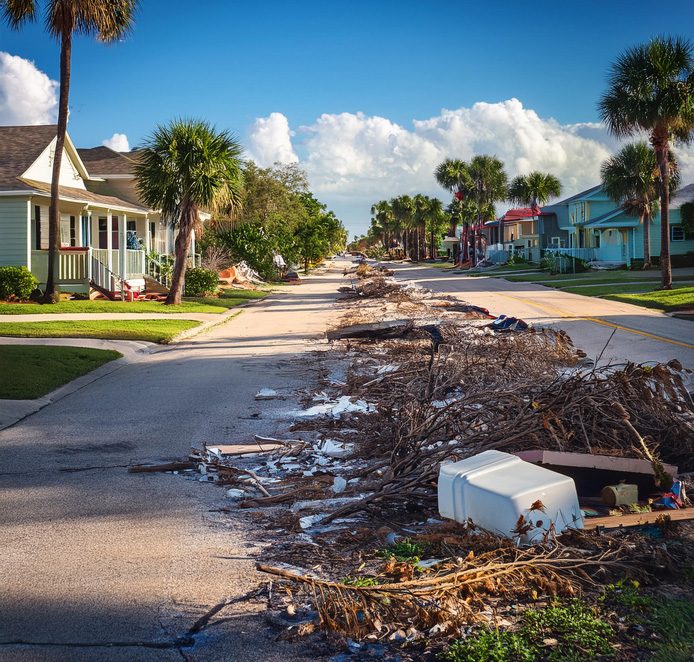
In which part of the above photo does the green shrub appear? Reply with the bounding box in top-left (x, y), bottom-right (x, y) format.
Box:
top-left (184, 268), bottom-right (219, 297)
top-left (377, 538), bottom-right (425, 563)
top-left (0, 266), bottom-right (39, 301)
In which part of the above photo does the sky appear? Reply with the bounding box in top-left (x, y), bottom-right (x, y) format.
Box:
top-left (1, 0), bottom-right (694, 237)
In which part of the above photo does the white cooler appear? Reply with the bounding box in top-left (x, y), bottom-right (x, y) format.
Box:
top-left (438, 450), bottom-right (583, 541)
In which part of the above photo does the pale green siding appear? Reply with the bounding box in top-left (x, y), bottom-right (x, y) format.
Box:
top-left (0, 197), bottom-right (30, 267)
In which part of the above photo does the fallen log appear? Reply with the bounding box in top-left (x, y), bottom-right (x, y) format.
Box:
top-left (327, 320), bottom-right (444, 347)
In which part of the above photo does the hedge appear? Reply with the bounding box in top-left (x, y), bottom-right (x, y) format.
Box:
top-left (184, 267), bottom-right (219, 297)
top-left (0, 266), bottom-right (39, 301)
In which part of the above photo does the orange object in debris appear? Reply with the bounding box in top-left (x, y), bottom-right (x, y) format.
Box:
top-left (219, 266), bottom-right (248, 283)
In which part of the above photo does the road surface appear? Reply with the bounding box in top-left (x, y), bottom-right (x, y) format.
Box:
top-left (388, 263), bottom-right (694, 375)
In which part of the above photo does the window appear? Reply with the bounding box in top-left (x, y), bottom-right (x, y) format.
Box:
top-left (112, 216), bottom-right (120, 249)
top-left (671, 225), bottom-right (685, 242)
top-left (98, 217), bottom-right (108, 249)
top-left (34, 206), bottom-right (41, 249)
top-left (69, 216), bottom-right (77, 247)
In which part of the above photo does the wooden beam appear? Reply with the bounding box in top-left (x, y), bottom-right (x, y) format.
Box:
top-left (583, 508), bottom-right (694, 530)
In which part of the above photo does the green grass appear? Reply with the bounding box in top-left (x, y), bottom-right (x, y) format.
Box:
top-left (504, 268), bottom-right (672, 285)
top-left (560, 282), bottom-right (665, 296)
top-left (605, 286), bottom-right (694, 311)
top-left (443, 600), bottom-right (613, 662)
top-left (0, 319), bottom-right (200, 343)
top-left (218, 289), bottom-right (269, 300)
top-left (0, 300), bottom-right (227, 315)
top-left (0, 345), bottom-right (122, 399)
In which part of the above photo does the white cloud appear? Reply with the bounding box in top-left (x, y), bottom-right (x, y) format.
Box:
top-left (247, 112), bottom-right (298, 166)
top-left (248, 100), bottom-right (694, 236)
top-left (0, 52), bottom-right (57, 125)
top-left (102, 132), bottom-right (130, 152)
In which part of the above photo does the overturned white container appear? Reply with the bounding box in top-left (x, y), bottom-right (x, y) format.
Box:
top-left (438, 450), bottom-right (583, 541)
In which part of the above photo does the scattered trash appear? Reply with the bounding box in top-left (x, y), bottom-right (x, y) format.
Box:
top-left (255, 388), bottom-right (279, 400)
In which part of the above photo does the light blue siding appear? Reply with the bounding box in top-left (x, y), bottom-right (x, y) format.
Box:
top-left (0, 197), bottom-right (30, 267)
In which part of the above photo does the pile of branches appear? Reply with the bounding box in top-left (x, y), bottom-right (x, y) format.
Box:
top-left (259, 527), bottom-right (668, 641)
top-left (338, 274), bottom-right (402, 299)
top-left (355, 262), bottom-right (394, 278)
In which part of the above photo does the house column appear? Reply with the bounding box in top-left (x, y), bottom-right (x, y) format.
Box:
top-left (144, 215), bottom-right (151, 253)
top-left (120, 213), bottom-right (128, 279)
top-left (190, 229), bottom-right (196, 266)
top-left (106, 210), bottom-right (113, 273)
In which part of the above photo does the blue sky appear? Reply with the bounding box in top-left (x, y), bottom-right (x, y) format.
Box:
top-left (2, 0), bottom-right (694, 234)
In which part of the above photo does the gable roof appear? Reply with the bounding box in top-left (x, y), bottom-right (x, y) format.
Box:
top-left (77, 146), bottom-right (137, 176)
top-left (671, 183), bottom-right (694, 209)
top-left (542, 184), bottom-right (602, 210)
top-left (0, 125), bottom-right (57, 191)
top-left (585, 207), bottom-right (637, 228)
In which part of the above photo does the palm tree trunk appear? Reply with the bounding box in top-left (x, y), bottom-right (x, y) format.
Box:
top-left (166, 206), bottom-right (195, 305)
top-left (654, 138), bottom-right (672, 289)
top-left (430, 230), bottom-right (435, 259)
top-left (45, 30), bottom-right (73, 303)
top-left (642, 213), bottom-right (651, 269)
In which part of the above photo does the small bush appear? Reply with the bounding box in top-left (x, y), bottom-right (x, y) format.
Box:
top-left (377, 538), bottom-right (425, 563)
top-left (0, 266), bottom-right (39, 301)
top-left (184, 268), bottom-right (219, 297)
top-left (443, 629), bottom-right (535, 662)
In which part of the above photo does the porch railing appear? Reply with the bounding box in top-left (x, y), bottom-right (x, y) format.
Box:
top-left (31, 249), bottom-right (89, 283)
top-left (91, 248), bottom-right (146, 277)
top-left (544, 247), bottom-right (598, 262)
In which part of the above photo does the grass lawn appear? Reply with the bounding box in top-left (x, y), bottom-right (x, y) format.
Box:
top-left (0, 345), bottom-right (122, 399)
top-left (0, 319), bottom-right (200, 343)
top-left (0, 300), bottom-right (227, 315)
top-left (218, 289), bottom-right (269, 300)
top-left (503, 269), bottom-right (670, 285)
top-left (560, 282), bottom-right (665, 296)
top-left (604, 286), bottom-right (694, 311)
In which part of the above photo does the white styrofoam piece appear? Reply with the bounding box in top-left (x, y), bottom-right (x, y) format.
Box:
top-left (438, 450), bottom-right (583, 542)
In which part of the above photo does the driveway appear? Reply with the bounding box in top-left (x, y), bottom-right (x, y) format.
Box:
top-left (0, 263), bottom-right (345, 661)
top-left (389, 264), bottom-right (694, 373)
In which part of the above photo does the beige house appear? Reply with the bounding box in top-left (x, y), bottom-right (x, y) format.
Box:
top-left (0, 125), bottom-right (200, 297)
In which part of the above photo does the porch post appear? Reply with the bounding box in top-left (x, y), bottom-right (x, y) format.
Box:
top-left (190, 229), bottom-right (196, 266)
top-left (106, 210), bottom-right (113, 273)
top-left (144, 215), bottom-right (151, 253)
top-left (120, 213), bottom-right (128, 279)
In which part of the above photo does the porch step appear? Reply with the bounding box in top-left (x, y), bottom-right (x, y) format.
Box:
top-left (143, 275), bottom-right (169, 294)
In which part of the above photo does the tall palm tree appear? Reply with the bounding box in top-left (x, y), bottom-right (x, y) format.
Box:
top-left (370, 200), bottom-right (395, 249)
top-left (435, 159), bottom-right (472, 262)
top-left (422, 197), bottom-right (446, 259)
top-left (135, 119), bottom-right (244, 305)
top-left (600, 143), bottom-right (679, 269)
top-left (1, 0), bottom-right (138, 302)
top-left (391, 195), bottom-right (416, 259)
top-left (467, 155), bottom-right (508, 265)
top-left (599, 35), bottom-right (694, 289)
top-left (508, 171), bottom-right (562, 253)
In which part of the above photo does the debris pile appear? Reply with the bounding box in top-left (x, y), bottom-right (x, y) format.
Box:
top-left (135, 269), bottom-right (694, 657)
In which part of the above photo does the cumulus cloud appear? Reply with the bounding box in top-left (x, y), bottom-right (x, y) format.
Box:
top-left (247, 112), bottom-right (298, 166)
top-left (0, 52), bottom-right (57, 125)
top-left (249, 100), bottom-right (694, 234)
top-left (102, 132), bottom-right (130, 152)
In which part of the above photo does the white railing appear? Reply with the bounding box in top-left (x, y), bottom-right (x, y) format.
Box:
top-left (544, 247), bottom-right (598, 262)
top-left (90, 248), bottom-right (145, 278)
top-left (31, 249), bottom-right (88, 283)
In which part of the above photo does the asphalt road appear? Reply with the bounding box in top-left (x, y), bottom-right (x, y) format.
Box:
top-left (0, 264), bottom-right (344, 661)
top-left (389, 263), bottom-right (694, 375)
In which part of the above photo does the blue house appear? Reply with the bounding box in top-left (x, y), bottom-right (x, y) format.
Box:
top-left (542, 183), bottom-right (694, 266)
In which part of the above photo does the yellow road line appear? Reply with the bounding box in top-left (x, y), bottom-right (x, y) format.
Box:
top-left (581, 316), bottom-right (694, 350)
top-left (499, 293), bottom-right (694, 350)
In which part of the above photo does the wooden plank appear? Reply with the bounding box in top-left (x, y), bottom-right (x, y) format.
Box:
top-left (515, 450), bottom-right (678, 477)
top-left (205, 443), bottom-right (285, 456)
top-left (583, 508), bottom-right (694, 530)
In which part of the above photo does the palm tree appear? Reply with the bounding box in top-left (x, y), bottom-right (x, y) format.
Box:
top-left (598, 36), bottom-right (694, 289)
top-left (135, 119), bottom-right (244, 305)
top-left (435, 159), bottom-right (472, 263)
top-left (422, 197), bottom-right (447, 259)
top-left (600, 143), bottom-right (679, 269)
top-left (391, 195), bottom-right (416, 259)
top-left (508, 171), bottom-right (562, 254)
top-left (467, 155), bottom-right (508, 265)
top-left (1, 0), bottom-right (138, 302)
top-left (370, 200), bottom-right (395, 249)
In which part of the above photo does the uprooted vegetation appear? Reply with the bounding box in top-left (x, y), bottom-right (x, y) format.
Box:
top-left (157, 268), bottom-right (694, 658)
